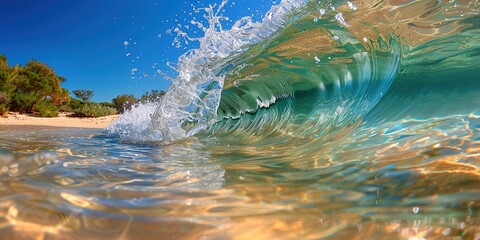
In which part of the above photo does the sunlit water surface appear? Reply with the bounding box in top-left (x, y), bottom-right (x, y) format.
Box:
top-left (1, 118), bottom-right (480, 239)
top-left (2, 0), bottom-right (480, 239)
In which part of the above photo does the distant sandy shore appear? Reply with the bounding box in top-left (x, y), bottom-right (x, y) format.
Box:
top-left (0, 112), bottom-right (118, 129)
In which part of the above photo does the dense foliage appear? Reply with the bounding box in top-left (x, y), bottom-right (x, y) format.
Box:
top-left (112, 94), bottom-right (137, 114)
top-left (0, 55), bottom-right (17, 115)
top-left (73, 103), bottom-right (117, 118)
top-left (0, 55), bottom-right (70, 116)
top-left (34, 101), bottom-right (59, 118)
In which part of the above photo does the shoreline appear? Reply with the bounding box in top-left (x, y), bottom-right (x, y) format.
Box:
top-left (0, 112), bottom-right (118, 130)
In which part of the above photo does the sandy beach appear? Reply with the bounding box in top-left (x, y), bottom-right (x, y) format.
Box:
top-left (0, 112), bottom-right (118, 129)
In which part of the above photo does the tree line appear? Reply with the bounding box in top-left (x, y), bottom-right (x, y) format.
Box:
top-left (0, 54), bottom-right (165, 117)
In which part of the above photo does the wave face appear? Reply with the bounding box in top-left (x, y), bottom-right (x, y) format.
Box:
top-left (108, 0), bottom-right (480, 147)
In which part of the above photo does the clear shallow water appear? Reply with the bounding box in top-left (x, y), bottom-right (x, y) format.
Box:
top-left (2, 0), bottom-right (480, 239)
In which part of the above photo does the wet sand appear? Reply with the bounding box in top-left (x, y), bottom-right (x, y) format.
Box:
top-left (0, 113), bottom-right (118, 130)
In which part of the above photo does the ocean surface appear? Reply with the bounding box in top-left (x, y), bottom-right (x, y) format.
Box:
top-left (1, 0), bottom-right (480, 239)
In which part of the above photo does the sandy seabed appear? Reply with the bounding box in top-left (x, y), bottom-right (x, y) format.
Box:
top-left (0, 112), bottom-right (118, 130)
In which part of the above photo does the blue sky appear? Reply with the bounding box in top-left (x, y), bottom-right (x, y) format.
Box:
top-left (0, 0), bottom-right (273, 102)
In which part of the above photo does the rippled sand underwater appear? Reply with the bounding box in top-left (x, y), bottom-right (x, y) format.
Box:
top-left (2, 0), bottom-right (480, 239)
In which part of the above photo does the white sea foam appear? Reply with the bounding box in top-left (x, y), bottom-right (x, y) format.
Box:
top-left (106, 102), bottom-right (159, 142)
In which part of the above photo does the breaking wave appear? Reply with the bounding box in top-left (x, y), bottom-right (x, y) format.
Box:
top-left (108, 0), bottom-right (480, 149)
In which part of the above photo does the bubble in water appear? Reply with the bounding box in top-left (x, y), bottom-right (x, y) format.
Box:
top-left (124, 41), bottom-right (129, 47)
top-left (412, 207), bottom-right (420, 214)
top-left (335, 13), bottom-right (349, 27)
top-left (9, 164), bottom-right (19, 174)
top-left (347, 1), bottom-right (357, 11)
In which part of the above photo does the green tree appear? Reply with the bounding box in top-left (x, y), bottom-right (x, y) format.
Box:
top-left (12, 60), bottom-right (70, 112)
top-left (11, 92), bottom-right (37, 113)
top-left (0, 92), bottom-right (8, 116)
top-left (0, 55), bottom-right (19, 115)
top-left (139, 90), bottom-right (165, 103)
top-left (72, 89), bottom-right (94, 102)
top-left (112, 94), bottom-right (137, 113)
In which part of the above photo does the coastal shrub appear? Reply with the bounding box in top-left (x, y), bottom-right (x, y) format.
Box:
top-left (0, 92), bottom-right (8, 105)
top-left (99, 102), bottom-right (115, 109)
top-left (73, 103), bottom-right (116, 118)
top-left (34, 101), bottom-right (59, 118)
top-left (112, 94), bottom-right (137, 114)
top-left (10, 92), bottom-right (37, 113)
top-left (68, 98), bottom-right (83, 110)
top-left (0, 104), bottom-right (8, 116)
top-left (58, 103), bottom-right (73, 112)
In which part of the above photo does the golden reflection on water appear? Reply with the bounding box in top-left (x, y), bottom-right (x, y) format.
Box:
top-left (0, 0), bottom-right (480, 239)
top-left (2, 116), bottom-right (478, 239)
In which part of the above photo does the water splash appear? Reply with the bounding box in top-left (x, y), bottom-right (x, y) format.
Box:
top-left (140, 0), bottom-right (307, 143)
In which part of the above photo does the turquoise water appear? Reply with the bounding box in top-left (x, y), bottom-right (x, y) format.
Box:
top-left (2, 0), bottom-right (480, 239)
